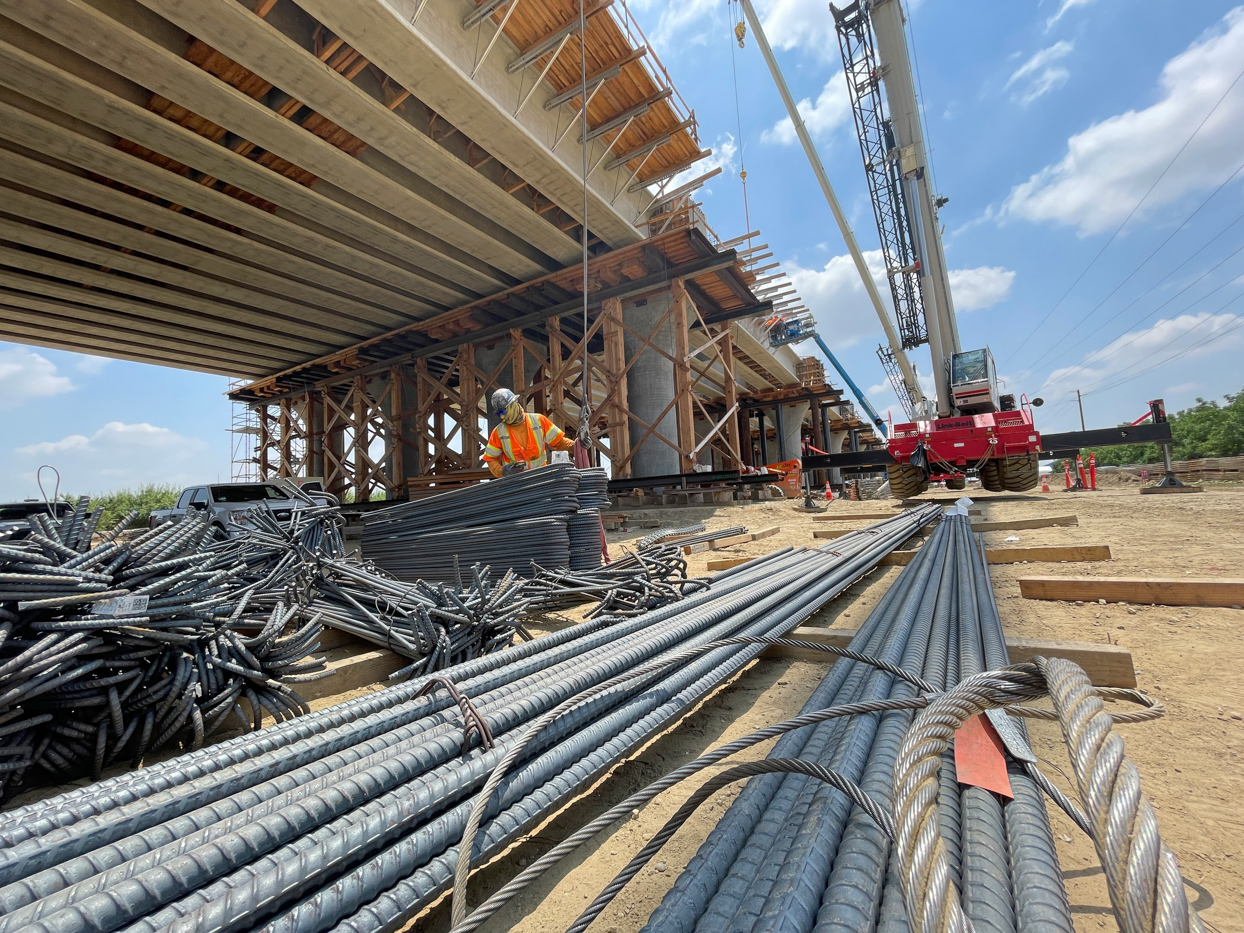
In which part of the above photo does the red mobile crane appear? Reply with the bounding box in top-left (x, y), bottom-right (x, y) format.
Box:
top-left (738, 0), bottom-right (1045, 497)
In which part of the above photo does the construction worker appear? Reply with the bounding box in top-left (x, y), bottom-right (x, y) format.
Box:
top-left (483, 388), bottom-right (575, 478)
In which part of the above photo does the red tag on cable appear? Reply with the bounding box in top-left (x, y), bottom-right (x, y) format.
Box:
top-left (953, 713), bottom-right (1013, 798)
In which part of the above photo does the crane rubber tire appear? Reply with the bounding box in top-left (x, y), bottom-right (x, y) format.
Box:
top-left (979, 459), bottom-right (1004, 492)
top-left (886, 463), bottom-right (929, 499)
top-left (944, 476), bottom-right (967, 491)
top-left (1001, 453), bottom-right (1040, 491)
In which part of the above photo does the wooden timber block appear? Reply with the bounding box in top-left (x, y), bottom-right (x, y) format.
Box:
top-left (765, 626), bottom-right (1136, 688)
top-left (879, 544), bottom-right (1113, 566)
top-left (1018, 576), bottom-right (1244, 608)
top-left (682, 526), bottom-right (775, 554)
top-left (297, 643), bottom-right (406, 704)
top-left (1139, 485), bottom-right (1204, 494)
top-left (986, 544), bottom-right (1111, 564)
top-left (707, 556), bottom-right (753, 572)
top-left (814, 526), bottom-right (933, 540)
top-left (970, 514), bottom-right (1078, 532)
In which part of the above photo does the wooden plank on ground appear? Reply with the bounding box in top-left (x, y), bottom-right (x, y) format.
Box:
top-left (1018, 576), bottom-right (1244, 607)
top-left (298, 643), bottom-right (406, 703)
top-left (765, 626), bottom-right (1136, 687)
top-left (881, 544), bottom-right (1112, 567)
top-left (971, 514), bottom-right (1078, 531)
top-left (683, 525), bottom-right (777, 554)
top-left (814, 526), bottom-right (933, 540)
top-left (707, 556), bottom-right (752, 571)
top-left (986, 545), bottom-right (1111, 564)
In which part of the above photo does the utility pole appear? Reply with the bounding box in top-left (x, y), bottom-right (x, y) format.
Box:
top-left (1076, 389), bottom-right (1086, 432)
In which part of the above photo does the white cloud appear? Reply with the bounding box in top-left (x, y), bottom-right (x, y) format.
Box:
top-left (789, 250), bottom-right (1016, 345)
top-left (1046, 0), bottom-right (1097, 31)
top-left (1005, 9), bottom-right (1244, 235)
top-left (948, 266), bottom-right (1016, 311)
top-left (789, 249), bottom-right (891, 349)
top-left (72, 354), bottom-right (111, 375)
top-left (642, 0), bottom-right (721, 49)
top-left (1005, 42), bottom-right (1073, 104)
top-left (0, 346), bottom-right (74, 409)
top-left (761, 71), bottom-right (851, 145)
top-left (667, 133), bottom-right (738, 193)
top-left (1038, 312), bottom-right (1244, 399)
top-left (10, 421), bottom-right (211, 496)
top-left (761, 0), bottom-right (840, 60)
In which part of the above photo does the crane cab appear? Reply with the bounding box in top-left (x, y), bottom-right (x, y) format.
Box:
top-left (950, 348), bottom-right (999, 415)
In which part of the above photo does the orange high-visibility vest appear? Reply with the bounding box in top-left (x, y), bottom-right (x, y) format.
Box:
top-left (484, 413), bottom-right (564, 467)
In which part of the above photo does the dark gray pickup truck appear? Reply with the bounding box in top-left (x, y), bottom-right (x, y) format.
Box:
top-left (148, 481), bottom-right (330, 536)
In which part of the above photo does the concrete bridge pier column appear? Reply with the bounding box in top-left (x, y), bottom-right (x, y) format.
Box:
top-left (623, 294), bottom-right (679, 477)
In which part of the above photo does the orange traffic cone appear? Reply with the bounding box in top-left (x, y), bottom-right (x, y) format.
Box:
top-left (1041, 474), bottom-right (1050, 493)
top-left (824, 481), bottom-right (833, 501)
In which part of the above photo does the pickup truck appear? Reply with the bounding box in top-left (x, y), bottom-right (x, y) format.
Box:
top-left (0, 500), bottom-right (72, 541)
top-left (148, 481), bottom-right (330, 535)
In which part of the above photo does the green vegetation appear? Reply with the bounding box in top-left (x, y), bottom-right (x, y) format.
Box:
top-left (74, 484), bottom-right (181, 531)
top-left (1052, 388), bottom-right (1244, 469)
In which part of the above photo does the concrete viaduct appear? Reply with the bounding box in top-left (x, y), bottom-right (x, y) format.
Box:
top-left (0, 0), bottom-right (876, 496)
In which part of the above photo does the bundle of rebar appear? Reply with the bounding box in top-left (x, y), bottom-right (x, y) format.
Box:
top-left (566, 509), bottom-right (603, 571)
top-left (360, 517), bottom-right (571, 583)
top-left (299, 560), bottom-right (531, 677)
top-left (361, 465), bottom-right (581, 539)
top-left (574, 468), bottom-right (610, 510)
top-left (0, 505), bottom-right (940, 933)
top-left (525, 540), bottom-right (708, 616)
top-left (637, 512), bottom-right (1075, 933)
top-left (0, 502), bottom-right (339, 792)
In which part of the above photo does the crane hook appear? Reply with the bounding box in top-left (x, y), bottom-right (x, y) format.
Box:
top-left (734, 20), bottom-right (746, 47)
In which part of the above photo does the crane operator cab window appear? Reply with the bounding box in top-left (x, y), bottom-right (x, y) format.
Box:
top-left (950, 348), bottom-right (999, 415)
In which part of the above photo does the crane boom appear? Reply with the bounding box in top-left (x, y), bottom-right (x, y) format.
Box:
top-left (737, 0), bottom-right (925, 412)
top-left (863, 0), bottom-right (960, 415)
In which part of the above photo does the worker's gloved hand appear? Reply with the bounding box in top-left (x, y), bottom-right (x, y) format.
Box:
top-left (501, 462), bottom-right (527, 476)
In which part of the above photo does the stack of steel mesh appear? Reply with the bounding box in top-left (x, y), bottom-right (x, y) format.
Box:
top-left (640, 512), bottom-right (1074, 933)
top-left (0, 507), bottom-right (941, 933)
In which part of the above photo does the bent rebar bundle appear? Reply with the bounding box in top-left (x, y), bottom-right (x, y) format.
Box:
top-left (360, 465), bottom-right (605, 581)
top-left (0, 500), bottom-right (337, 791)
top-left (0, 505), bottom-right (939, 933)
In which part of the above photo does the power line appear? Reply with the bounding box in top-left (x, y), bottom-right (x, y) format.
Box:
top-left (1001, 62), bottom-right (1244, 366)
top-left (1034, 230), bottom-right (1244, 379)
top-left (1081, 296), bottom-right (1244, 398)
top-left (1022, 159), bottom-right (1244, 373)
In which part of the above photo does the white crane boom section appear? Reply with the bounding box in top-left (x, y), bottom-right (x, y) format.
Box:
top-left (868, 0), bottom-right (960, 415)
top-left (738, 0), bottom-right (926, 413)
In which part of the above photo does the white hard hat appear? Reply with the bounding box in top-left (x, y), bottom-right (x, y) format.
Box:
top-left (492, 388), bottom-right (517, 419)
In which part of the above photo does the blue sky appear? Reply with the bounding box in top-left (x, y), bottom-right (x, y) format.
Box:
top-left (3, 0), bottom-right (1244, 496)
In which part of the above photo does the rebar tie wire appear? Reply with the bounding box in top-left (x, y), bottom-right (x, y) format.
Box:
top-left (415, 675), bottom-right (496, 752)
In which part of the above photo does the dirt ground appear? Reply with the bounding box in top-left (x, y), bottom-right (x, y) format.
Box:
top-left (423, 485), bottom-right (1243, 933)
